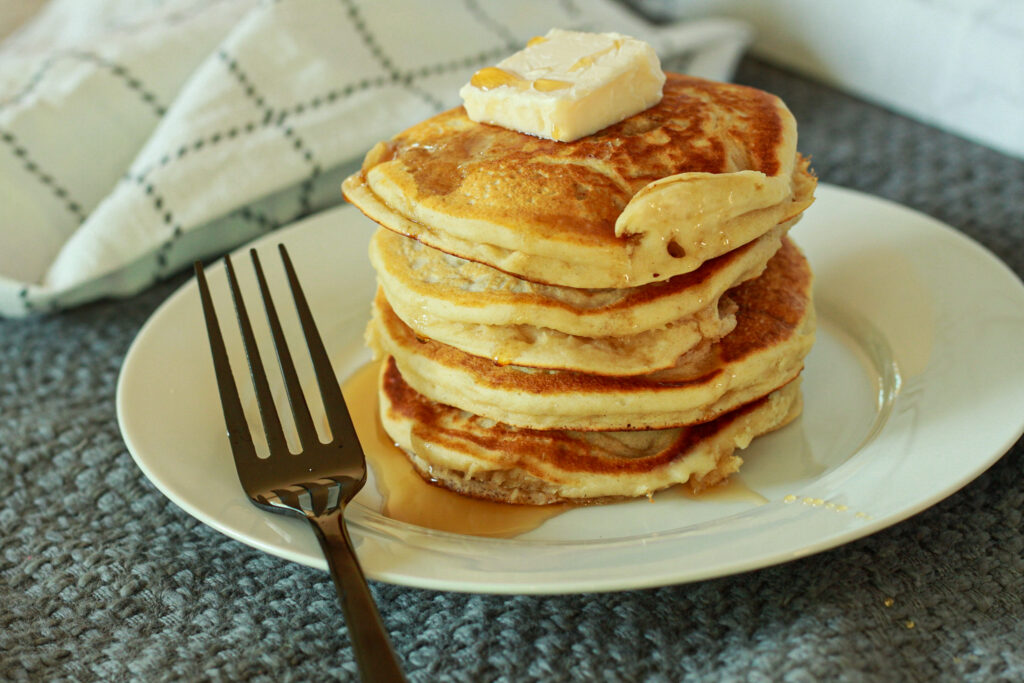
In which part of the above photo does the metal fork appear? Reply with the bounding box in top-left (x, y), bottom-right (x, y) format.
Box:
top-left (194, 245), bottom-right (405, 682)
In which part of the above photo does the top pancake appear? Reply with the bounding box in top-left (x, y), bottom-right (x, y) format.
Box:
top-left (343, 72), bottom-right (816, 289)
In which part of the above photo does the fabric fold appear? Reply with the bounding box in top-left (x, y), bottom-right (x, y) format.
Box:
top-left (0, 0), bottom-right (751, 316)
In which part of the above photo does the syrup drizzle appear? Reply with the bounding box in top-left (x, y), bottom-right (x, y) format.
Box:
top-left (678, 477), bottom-right (768, 505)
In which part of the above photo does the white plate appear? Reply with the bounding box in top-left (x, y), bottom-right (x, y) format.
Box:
top-left (117, 184), bottom-right (1024, 594)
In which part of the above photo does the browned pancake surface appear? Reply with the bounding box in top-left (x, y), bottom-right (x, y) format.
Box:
top-left (383, 356), bottom-right (776, 476)
top-left (358, 73), bottom-right (789, 249)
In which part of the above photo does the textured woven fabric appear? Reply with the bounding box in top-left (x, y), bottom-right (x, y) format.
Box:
top-left (2, 58), bottom-right (1023, 682)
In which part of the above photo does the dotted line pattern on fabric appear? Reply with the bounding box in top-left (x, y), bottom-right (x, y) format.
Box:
top-left (127, 42), bottom-right (517, 221)
top-left (461, 0), bottom-right (521, 51)
top-left (339, 0), bottom-right (401, 79)
top-left (217, 48), bottom-right (323, 217)
top-left (100, 0), bottom-right (238, 36)
top-left (340, 0), bottom-right (454, 113)
top-left (0, 128), bottom-right (87, 224)
top-left (0, 51), bottom-right (167, 118)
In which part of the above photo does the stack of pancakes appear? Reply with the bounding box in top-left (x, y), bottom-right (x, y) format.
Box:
top-left (343, 73), bottom-right (817, 505)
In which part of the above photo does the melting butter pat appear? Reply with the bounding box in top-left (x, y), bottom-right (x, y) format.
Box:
top-left (459, 29), bottom-right (665, 142)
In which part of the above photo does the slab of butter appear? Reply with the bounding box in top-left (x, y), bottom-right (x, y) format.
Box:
top-left (459, 29), bottom-right (665, 142)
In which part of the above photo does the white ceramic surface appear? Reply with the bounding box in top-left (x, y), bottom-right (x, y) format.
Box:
top-left (117, 184), bottom-right (1024, 594)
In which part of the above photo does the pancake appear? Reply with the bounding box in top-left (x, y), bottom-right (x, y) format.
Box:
top-left (368, 237), bottom-right (815, 431)
top-left (371, 223), bottom-right (790, 374)
top-left (379, 356), bottom-right (803, 505)
top-left (378, 284), bottom-right (737, 375)
top-left (343, 72), bottom-right (816, 289)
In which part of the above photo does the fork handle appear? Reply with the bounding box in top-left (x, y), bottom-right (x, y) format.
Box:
top-left (309, 511), bottom-right (406, 682)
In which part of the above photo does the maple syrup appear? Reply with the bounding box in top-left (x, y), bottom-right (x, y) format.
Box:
top-left (468, 67), bottom-right (571, 93)
top-left (341, 361), bottom-right (567, 537)
top-left (469, 66), bottom-right (525, 91)
top-left (678, 477), bottom-right (768, 505)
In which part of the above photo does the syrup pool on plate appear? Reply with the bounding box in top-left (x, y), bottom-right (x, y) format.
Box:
top-left (341, 361), bottom-right (568, 537)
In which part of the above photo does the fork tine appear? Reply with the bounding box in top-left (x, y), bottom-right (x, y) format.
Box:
top-left (194, 261), bottom-right (259, 468)
top-left (250, 248), bottom-right (320, 451)
top-left (224, 254), bottom-right (290, 456)
top-left (278, 244), bottom-right (360, 449)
